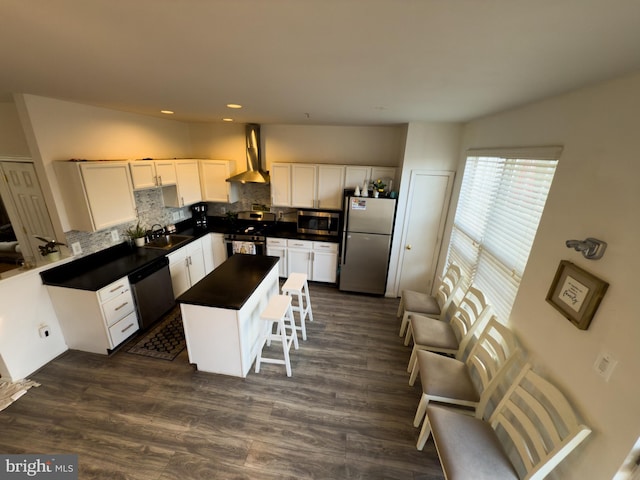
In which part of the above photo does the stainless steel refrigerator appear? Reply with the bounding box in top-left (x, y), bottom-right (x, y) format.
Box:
top-left (339, 193), bottom-right (397, 295)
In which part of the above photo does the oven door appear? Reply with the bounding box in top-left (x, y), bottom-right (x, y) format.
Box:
top-left (224, 238), bottom-right (266, 257)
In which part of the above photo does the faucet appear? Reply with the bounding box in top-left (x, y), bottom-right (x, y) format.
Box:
top-left (149, 224), bottom-right (164, 240)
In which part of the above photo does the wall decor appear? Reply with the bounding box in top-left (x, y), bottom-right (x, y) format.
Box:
top-left (546, 260), bottom-right (609, 330)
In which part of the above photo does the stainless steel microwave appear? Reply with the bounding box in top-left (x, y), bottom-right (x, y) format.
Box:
top-left (297, 210), bottom-right (340, 236)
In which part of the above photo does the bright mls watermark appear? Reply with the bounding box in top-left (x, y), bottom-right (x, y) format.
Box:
top-left (0, 455), bottom-right (77, 479)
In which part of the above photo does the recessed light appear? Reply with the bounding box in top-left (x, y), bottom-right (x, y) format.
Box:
top-left (222, 118), bottom-right (234, 122)
top-left (161, 110), bottom-right (174, 115)
top-left (226, 103), bottom-right (242, 109)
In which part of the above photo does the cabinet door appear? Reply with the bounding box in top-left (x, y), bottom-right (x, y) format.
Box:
top-left (211, 233), bottom-right (227, 269)
top-left (270, 163), bottom-right (291, 206)
top-left (286, 239), bottom-right (312, 277)
top-left (312, 242), bottom-right (338, 283)
top-left (291, 164), bottom-right (316, 208)
top-left (267, 238), bottom-right (287, 277)
top-left (317, 165), bottom-right (345, 210)
top-left (155, 160), bottom-right (177, 186)
top-left (129, 162), bottom-right (157, 189)
top-left (344, 166), bottom-right (371, 191)
top-left (175, 160), bottom-right (202, 206)
top-left (201, 234), bottom-right (214, 275)
top-left (200, 160), bottom-right (239, 203)
top-left (168, 248), bottom-right (190, 297)
top-left (80, 162), bottom-right (137, 230)
top-left (186, 238), bottom-right (206, 286)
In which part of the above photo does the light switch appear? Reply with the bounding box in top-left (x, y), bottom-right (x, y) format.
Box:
top-left (71, 242), bottom-right (82, 255)
top-left (594, 351), bottom-right (618, 382)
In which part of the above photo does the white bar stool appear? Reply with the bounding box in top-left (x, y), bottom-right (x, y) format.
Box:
top-left (281, 272), bottom-right (314, 341)
top-left (255, 295), bottom-right (299, 377)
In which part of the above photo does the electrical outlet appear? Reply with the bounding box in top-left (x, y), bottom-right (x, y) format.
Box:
top-left (179, 210), bottom-right (185, 219)
top-left (172, 211), bottom-right (180, 222)
top-left (38, 325), bottom-right (50, 339)
top-left (110, 230), bottom-right (119, 242)
top-left (594, 351), bottom-right (618, 382)
top-left (71, 242), bottom-right (82, 255)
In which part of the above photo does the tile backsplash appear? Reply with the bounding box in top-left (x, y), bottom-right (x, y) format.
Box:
top-left (64, 183), bottom-right (296, 256)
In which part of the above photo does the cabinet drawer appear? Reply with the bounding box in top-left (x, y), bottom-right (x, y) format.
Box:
top-left (108, 311), bottom-right (139, 347)
top-left (102, 289), bottom-right (135, 327)
top-left (267, 237), bottom-right (287, 247)
top-left (287, 239), bottom-right (313, 249)
top-left (98, 278), bottom-right (131, 303)
top-left (313, 241), bottom-right (339, 252)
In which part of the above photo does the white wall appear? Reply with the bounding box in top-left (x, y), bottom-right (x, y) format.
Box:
top-left (16, 94), bottom-right (192, 233)
top-left (190, 123), bottom-right (407, 170)
top-left (0, 266), bottom-right (67, 381)
top-left (386, 122), bottom-right (462, 296)
top-left (458, 71), bottom-right (640, 479)
top-left (0, 101), bottom-right (30, 156)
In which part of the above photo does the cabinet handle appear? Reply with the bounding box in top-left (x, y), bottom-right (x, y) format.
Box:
top-left (121, 323), bottom-right (135, 333)
top-left (109, 284), bottom-right (125, 293)
top-left (115, 302), bottom-right (129, 311)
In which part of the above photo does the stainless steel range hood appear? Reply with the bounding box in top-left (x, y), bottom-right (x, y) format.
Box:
top-left (226, 123), bottom-right (270, 184)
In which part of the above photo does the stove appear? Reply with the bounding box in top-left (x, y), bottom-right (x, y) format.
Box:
top-left (224, 211), bottom-right (276, 255)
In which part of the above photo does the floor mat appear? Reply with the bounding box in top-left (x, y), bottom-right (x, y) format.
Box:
top-left (127, 307), bottom-right (186, 361)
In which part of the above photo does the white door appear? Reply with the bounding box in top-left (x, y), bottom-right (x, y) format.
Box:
top-left (291, 164), bottom-right (316, 208)
top-left (396, 170), bottom-right (455, 295)
top-left (316, 165), bottom-right (345, 210)
top-left (0, 161), bottom-right (56, 261)
top-left (175, 161), bottom-right (202, 206)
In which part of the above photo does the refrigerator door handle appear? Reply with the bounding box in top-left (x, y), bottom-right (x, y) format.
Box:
top-left (341, 232), bottom-right (348, 265)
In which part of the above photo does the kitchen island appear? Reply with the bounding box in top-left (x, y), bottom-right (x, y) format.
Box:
top-left (176, 254), bottom-right (279, 377)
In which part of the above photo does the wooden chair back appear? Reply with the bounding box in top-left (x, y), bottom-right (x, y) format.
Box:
top-left (434, 263), bottom-right (464, 320)
top-left (487, 363), bottom-right (591, 479)
top-left (449, 285), bottom-right (492, 355)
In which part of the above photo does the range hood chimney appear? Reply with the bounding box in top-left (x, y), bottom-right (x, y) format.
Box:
top-left (226, 123), bottom-right (270, 184)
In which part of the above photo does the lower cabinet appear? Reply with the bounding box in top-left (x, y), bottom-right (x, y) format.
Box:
top-left (47, 276), bottom-right (139, 354)
top-left (168, 238), bottom-right (206, 297)
top-left (266, 237), bottom-right (287, 277)
top-left (267, 237), bottom-right (338, 283)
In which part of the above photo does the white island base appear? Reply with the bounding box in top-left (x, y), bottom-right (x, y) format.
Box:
top-left (179, 260), bottom-right (279, 377)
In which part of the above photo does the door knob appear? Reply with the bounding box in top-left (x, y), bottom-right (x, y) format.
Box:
top-left (406, 244), bottom-right (412, 250)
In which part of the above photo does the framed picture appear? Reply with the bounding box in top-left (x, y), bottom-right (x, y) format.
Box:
top-left (546, 260), bottom-right (609, 330)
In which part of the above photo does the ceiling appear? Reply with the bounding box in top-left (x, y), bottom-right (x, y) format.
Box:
top-left (3, 0), bottom-right (640, 125)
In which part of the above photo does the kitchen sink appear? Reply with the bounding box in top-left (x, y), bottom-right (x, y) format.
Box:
top-left (144, 234), bottom-right (193, 250)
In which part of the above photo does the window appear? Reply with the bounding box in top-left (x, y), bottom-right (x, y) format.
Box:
top-left (446, 147), bottom-right (560, 321)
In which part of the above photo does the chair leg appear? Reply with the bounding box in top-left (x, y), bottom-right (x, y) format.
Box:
top-left (413, 394), bottom-right (429, 427)
top-left (287, 305), bottom-right (299, 351)
top-left (296, 291), bottom-right (307, 341)
top-left (404, 320), bottom-right (413, 346)
top-left (399, 310), bottom-right (410, 337)
top-left (407, 346), bottom-right (418, 373)
top-left (304, 282), bottom-right (313, 322)
top-left (408, 358), bottom-right (420, 386)
top-left (279, 318), bottom-right (292, 377)
top-left (416, 415), bottom-right (433, 451)
top-left (397, 295), bottom-right (404, 318)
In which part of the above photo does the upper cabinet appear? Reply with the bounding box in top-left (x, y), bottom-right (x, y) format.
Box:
top-left (160, 159), bottom-right (202, 208)
top-left (54, 161), bottom-right (137, 232)
top-left (199, 160), bottom-right (239, 203)
top-left (344, 165), bottom-right (397, 191)
top-left (271, 163), bottom-right (395, 209)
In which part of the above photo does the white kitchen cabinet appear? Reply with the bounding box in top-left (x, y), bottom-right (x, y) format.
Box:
top-left (167, 238), bottom-right (206, 297)
top-left (266, 237), bottom-right (287, 277)
top-left (199, 160), bottom-right (240, 203)
top-left (202, 233), bottom-right (227, 274)
top-left (270, 163), bottom-right (291, 206)
top-left (161, 160), bottom-right (202, 207)
top-left (290, 164), bottom-right (317, 208)
top-left (286, 239), bottom-right (313, 278)
top-left (316, 165), bottom-right (345, 210)
top-left (312, 241), bottom-right (338, 283)
top-left (155, 160), bottom-right (178, 186)
top-left (47, 276), bottom-right (139, 354)
top-left (345, 165), bottom-right (397, 192)
top-left (54, 160), bottom-right (137, 232)
top-left (129, 161), bottom-right (158, 189)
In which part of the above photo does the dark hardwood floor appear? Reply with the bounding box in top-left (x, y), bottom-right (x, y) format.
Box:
top-left (0, 282), bottom-right (445, 479)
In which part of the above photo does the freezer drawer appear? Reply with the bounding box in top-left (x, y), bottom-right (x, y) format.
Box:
top-left (339, 232), bottom-right (391, 295)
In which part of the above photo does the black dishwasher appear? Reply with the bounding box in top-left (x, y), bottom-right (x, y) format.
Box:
top-left (128, 256), bottom-right (175, 331)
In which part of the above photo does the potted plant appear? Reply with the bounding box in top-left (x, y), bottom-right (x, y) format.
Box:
top-left (125, 222), bottom-right (147, 247)
top-left (36, 236), bottom-right (66, 261)
top-left (371, 179), bottom-right (386, 197)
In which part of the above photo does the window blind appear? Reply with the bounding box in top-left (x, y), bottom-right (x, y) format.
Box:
top-left (446, 152), bottom-right (558, 321)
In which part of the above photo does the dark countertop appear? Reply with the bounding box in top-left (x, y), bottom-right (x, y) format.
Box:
top-left (40, 216), bottom-right (338, 292)
top-left (177, 254), bottom-right (279, 310)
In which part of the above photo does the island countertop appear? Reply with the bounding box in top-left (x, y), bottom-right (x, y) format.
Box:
top-left (177, 254), bottom-right (279, 310)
